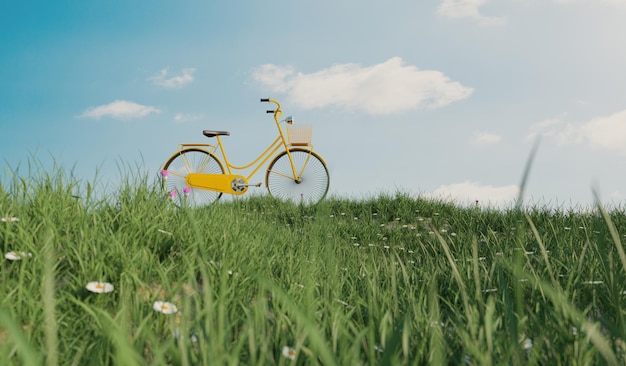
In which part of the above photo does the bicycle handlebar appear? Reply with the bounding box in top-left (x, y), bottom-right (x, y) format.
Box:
top-left (261, 98), bottom-right (283, 118)
top-left (260, 98), bottom-right (282, 119)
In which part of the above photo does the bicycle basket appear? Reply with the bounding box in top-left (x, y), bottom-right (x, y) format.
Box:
top-left (287, 125), bottom-right (312, 146)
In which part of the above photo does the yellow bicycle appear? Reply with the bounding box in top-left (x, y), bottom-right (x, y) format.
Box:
top-left (160, 98), bottom-right (329, 206)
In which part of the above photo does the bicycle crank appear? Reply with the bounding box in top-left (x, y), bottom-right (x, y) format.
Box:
top-left (231, 178), bottom-right (262, 192)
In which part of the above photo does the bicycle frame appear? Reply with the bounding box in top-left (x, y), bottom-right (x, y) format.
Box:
top-left (176, 99), bottom-right (307, 194)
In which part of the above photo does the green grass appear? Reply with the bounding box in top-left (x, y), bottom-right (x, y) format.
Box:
top-left (2, 167), bottom-right (626, 365)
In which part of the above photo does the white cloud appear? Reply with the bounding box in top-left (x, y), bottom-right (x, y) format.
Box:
top-left (527, 118), bottom-right (562, 139)
top-left (554, 0), bottom-right (626, 5)
top-left (251, 57), bottom-right (473, 115)
top-left (610, 190), bottom-right (623, 201)
top-left (149, 68), bottom-right (196, 88)
top-left (422, 181), bottom-right (519, 207)
top-left (79, 100), bottom-right (160, 120)
top-left (472, 131), bottom-right (502, 145)
top-left (252, 64), bottom-right (295, 92)
top-left (529, 110), bottom-right (626, 155)
top-left (437, 0), bottom-right (506, 26)
top-left (173, 113), bottom-right (203, 123)
top-left (577, 111), bottom-right (626, 154)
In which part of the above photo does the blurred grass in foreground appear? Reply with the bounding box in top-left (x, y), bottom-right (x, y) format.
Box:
top-left (1, 167), bottom-right (626, 365)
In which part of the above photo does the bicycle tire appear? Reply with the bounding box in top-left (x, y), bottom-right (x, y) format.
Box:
top-left (265, 148), bottom-right (329, 205)
top-left (162, 148), bottom-right (224, 207)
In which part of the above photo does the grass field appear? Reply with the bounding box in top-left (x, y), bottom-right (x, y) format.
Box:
top-left (2, 167), bottom-right (626, 365)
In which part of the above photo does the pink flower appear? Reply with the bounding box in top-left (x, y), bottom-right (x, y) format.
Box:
top-left (161, 170), bottom-right (169, 179)
top-left (169, 190), bottom-right (177, 198)
top-left (183, 187), bottom-right (191, 195)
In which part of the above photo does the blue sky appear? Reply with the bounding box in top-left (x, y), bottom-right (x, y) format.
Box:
top-left (2, 0), bottom-right (626, 208)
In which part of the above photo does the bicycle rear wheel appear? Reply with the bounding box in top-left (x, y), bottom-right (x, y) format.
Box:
top-left (265, 148), bottom-right (329, 205)
top-left (162, 148), bottom-right (224, 207)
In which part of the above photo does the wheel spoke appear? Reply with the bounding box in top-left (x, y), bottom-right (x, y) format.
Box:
top-left (197, 153), bottom-right (213, 172)
top-left (266, 149), bottom-right (329, 204)
top-left (297, 151), bottom-right (312, 178)
top-left (169, 171), bottom-right (186, 179)
top-left (267, 169), bottom-right (296, 181)
top-left (162, 149), bottom-right (224, 207)
top-left (181, 152), bottom-right (193, 173)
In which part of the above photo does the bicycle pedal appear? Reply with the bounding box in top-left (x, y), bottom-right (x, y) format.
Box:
top-left (232, 181), bottom-right (262, 188)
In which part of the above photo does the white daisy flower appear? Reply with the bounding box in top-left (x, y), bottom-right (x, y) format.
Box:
top-left (86, 281), bottom-right (114, 293)
top-left (5, 251), bottom-right (31, 261)
top-left (583, 280), bottom-right (603, 285)
top-left (153, 301), bottom-right (178, 314)
top-left (282, 346), bottom-right (296, 360)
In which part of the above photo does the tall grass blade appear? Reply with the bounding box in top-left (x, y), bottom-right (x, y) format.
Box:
top-left (42, 227), bottom-right (58, 366)
top-left (515, 138), bottom-right (540, 210)
top-left (256, 276), bottom-right (337, 366)
top-left (427, 276), bottom-right (446, 365)
top-left (525, 212), bottom-right (557, 286)
top-left (0, 308), bottom-right (42, 365)
top-left (525, 272), bottom-right (618, 365)
top-left (593, 189), bottom-right (626, 275)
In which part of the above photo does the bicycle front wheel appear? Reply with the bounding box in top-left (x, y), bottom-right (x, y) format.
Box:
top-left (162, 148), bottom-right (224, 207)
top-left (265, 148), bottom-right (329, 205)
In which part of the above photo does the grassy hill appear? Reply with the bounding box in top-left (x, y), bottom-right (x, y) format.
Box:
top-left (1, 169), bottom-right (626, 365)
